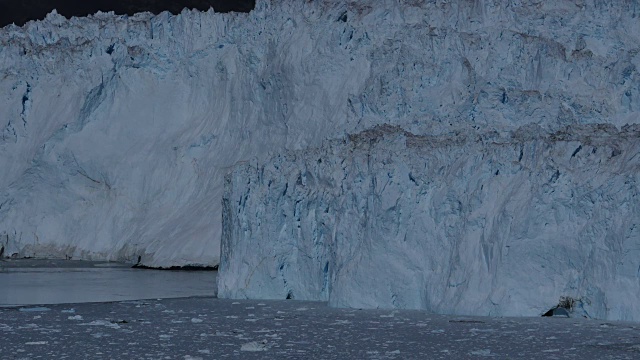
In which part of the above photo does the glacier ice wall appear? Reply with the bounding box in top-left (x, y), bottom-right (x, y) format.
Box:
top-left (2, 0), bottom-right (640, 267)
top-left (219, 124), bottom-right (640, 321)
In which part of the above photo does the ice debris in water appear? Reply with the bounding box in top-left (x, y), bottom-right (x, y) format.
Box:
top-left (19, 307), bottom-right (51, 312)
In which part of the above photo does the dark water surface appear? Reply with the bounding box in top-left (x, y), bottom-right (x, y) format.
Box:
top-left (0, 259), bottom-right (215, 306)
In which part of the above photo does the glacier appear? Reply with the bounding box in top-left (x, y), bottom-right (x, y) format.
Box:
top-left (0, 1), bottom-right (370, 266)
top-left (215, 0), bottom-right (640, 320)
top-left (1, 0), bottom-right (640, 318)
top-left (218, 124), bottom-right (640, 321)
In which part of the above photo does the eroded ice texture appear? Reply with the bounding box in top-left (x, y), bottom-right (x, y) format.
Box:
top-left (219, 125), bottom-right (640, 321)
top-left (1, 1), bottom-right (640, 267)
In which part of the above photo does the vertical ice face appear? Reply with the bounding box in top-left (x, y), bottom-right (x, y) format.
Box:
top-left (219, 125), bottom-right (640, 321)
top-left (0, 3), bottom-right (368, 266)
top-left (1, 1), bottom-right (640, 268)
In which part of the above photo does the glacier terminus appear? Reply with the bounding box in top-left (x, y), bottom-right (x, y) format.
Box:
top-left (1, 0), bottom-right (640, 320)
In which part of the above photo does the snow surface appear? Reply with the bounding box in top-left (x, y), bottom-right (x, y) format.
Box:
top-left (1, 0), bottom-right (640, 272)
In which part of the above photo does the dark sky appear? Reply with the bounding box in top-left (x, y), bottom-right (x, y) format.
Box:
top-left (0, 0), bottom-right (255, 27)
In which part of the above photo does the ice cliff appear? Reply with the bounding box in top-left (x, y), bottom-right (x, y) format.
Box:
top-left (0, 1), bottom-right (368, 266)
top-left (219, 124), bottom-right (640, 321)
top-left (1, 0), bottom-right (640, 290)
top-left (216, 0), bottom-right (640, 321)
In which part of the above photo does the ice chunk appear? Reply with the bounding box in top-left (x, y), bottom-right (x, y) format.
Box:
top-left (241, 340), bottom-right (269, 352)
